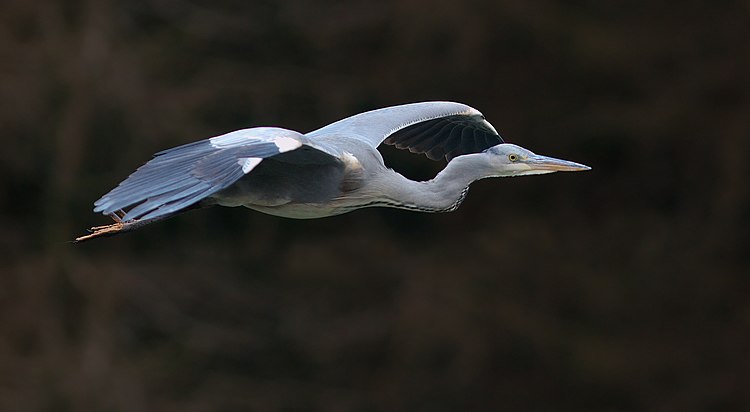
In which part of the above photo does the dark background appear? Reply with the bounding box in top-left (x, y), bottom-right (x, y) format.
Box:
top-left (1, 0), bottom-right (749, 411)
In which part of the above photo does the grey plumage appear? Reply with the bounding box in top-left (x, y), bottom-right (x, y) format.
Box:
top-left (77, 101), bottom-right (589, 241)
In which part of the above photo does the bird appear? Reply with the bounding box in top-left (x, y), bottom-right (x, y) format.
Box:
top-left (76, 101), bottom-right (590, 242)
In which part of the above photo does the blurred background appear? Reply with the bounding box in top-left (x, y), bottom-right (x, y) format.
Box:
top-left (1, 0), bottom-right (749, 410)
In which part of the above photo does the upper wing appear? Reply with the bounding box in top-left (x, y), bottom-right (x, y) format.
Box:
top-left (306, 101), bottom-right (503, 161)
top-left (93, 127), bottom-right (338, 222)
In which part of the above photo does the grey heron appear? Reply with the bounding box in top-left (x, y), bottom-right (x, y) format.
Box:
top-left (76, 101), bottom-right (590, 242)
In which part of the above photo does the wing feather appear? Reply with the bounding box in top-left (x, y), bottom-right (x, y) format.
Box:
top-left (93, 127), bottom-right (339, 222)
top-left (306, 102), bottom-right (503, 162)
top-left (389, 115), bottom-right (502, 161)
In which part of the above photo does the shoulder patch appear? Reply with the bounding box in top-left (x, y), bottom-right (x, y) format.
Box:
top-left (274, 136), bottom-right (303, 152)
top-left (237, 157), bottom-right (263, 173)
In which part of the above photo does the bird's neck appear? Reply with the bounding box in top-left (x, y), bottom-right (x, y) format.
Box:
top-left (378, 153), bottom-right (495, 213)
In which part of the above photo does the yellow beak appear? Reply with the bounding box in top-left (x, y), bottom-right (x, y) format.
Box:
top-left (526, 154), bottom-right (591, 172)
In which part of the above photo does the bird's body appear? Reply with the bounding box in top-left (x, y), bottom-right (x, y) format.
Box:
top-left (205, 131), bottom-right (378, 218)
top-left (209, 134), bottom-right (472, 218)
top-left (77, 102), bottom-right (589, 241)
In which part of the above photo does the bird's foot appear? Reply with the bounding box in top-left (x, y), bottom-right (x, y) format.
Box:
top-left (74, 208), bottom-right (186, 243)
top-left (74, 212), bottom-right (130, 242)
top-left (74, 221), bottom-right (125, 242)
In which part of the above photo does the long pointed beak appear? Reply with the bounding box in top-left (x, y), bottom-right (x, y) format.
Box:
top-left (527, 154), bottom-right (591, 172)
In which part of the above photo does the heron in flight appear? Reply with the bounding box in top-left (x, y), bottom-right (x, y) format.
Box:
top-left (76, 102), bottom-right (589, 241)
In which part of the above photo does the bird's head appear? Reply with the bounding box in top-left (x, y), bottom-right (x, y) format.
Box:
top-left (484, 143), bottom-right (590, 176)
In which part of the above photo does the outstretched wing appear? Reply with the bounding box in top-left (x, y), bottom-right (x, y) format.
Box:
top-left (93, 127), bottom-right (338, 222)
top-left (306, 101), bottom-right (503, 161)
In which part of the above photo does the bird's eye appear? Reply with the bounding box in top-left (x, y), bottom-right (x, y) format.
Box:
top-left (508, 154), bottom-right (519, 162)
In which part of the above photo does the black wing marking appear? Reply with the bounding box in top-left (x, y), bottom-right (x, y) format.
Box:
top-left (383, 114), bottom-right (503, 161)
